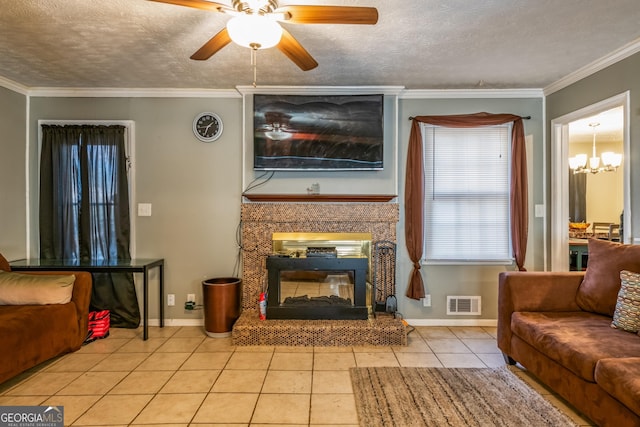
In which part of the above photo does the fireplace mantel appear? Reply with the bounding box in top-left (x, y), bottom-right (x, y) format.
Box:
top-left (242, 194), bottom-right (396, 203)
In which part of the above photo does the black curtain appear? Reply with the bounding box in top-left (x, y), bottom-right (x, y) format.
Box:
top-left (569, 171), bottom-right (587, 222)
top-left (40, 124), bottom-right (140, 328)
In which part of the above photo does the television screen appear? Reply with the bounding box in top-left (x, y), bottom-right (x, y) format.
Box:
top-left (253, 94), bottom-right (384, 170)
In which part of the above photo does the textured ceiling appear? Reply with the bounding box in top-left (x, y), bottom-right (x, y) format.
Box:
top-left (1, 0), bottom-right (640, 90)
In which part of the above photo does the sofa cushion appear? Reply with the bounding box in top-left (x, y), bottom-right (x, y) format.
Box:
top-left (511, 311), bottom-right (640, 382)
top-left (595, 357), bottom-right (640, 415)
top-left (0, 303), bottom-right (81, 383)
top-left (576, 239), bottom-right (640, 316)
top-left (612, 270), bottom-right (640, 333)
top-left (0, 271), bottom-right (75, 305)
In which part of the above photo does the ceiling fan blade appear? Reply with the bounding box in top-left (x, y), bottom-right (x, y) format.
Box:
top-left (277, 28), bottom-right (318, 71)
top-left (276, 5), bottom-right (378, 25)
top-left (190, 28), bottom-right (232, 60)
top-left (147, 0), bottom-right (229, 13)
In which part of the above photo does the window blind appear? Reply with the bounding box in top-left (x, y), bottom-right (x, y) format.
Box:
top-left (422, 123), bottom-right (512, 262)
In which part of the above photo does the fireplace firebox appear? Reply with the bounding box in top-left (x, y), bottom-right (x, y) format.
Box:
top-left (266, 232), bottom-right (372, 320)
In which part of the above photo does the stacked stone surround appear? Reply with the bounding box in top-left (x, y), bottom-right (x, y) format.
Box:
top-left (232, 201), bottom-right (405, 346)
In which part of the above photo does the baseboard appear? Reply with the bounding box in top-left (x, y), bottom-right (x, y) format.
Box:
top-left (147, 319), bottom-right (204, 327)
top-left (146, 318), bottom-right (498, 328)
top-left (405, 318), bottom-right (497, 327)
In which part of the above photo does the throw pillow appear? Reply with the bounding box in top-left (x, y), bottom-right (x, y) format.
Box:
top-left (576, 239), bottom-right (640, 316)
top-left (0, 271), bottom-right (75, 305)
top-left (611, 270), bottom-right (640, 332)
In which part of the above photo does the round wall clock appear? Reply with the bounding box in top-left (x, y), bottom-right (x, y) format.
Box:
top-left (193, 112), bottom-right (223, 142)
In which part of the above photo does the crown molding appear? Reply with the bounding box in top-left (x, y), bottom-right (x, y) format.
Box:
top-left (236, 85), bottom-right (405, 96)
top-left (544, 37), bottom-right (640, 96)
top-left (26, 87), bottom-right (241, 98)
top-left (400, 88), bottom-right (543, 99)
top-left (0, 75), bottom-right (29, 95)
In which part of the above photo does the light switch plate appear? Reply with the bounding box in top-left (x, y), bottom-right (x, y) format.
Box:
top-left (534, 204), bottom-right (544, 218)
top-left (422, 295), bottom-right (431, 307)
top-left (138, 203), bottom-right (152, 217)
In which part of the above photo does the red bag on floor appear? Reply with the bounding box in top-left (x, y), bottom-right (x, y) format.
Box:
top-left (84, 310), bottom-right (110, 344)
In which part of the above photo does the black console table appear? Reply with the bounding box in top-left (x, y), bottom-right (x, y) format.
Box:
top-left (10, 258), bottom-right (164, 340)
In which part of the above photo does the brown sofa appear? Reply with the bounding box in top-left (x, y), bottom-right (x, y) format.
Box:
top-left (0, 254), bottom-right (92, 384)
top-left (498, 239), bottom-right (640, 427)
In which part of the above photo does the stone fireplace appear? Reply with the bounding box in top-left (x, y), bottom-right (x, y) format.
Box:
top-left (232, 200), bottom-right (405, 346)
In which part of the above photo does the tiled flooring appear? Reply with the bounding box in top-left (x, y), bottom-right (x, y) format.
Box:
top-left (0, 325), bottom-right (594, 426)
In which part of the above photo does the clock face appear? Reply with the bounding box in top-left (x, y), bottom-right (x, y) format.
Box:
top-left (193, 112), bottom-right (223, 142)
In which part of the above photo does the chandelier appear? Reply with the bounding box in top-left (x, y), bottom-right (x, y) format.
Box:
top-left (569, 122), bottom-right (622, 174)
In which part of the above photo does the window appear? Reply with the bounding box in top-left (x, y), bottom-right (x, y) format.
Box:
top-left (422, 123), bottom-right (512, 263)
top-left (38, 122), bottom-right (141, 327)
top-left (39, 124), bottom-right (133, 261)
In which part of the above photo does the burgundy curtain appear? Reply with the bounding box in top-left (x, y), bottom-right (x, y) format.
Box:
top-left (404, 112), bottom-right (528, 300)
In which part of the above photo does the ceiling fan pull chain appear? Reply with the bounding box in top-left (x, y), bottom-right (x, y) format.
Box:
top-left (251, 44), bottom-right (258, 87)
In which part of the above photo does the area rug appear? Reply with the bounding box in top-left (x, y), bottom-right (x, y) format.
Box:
top-left (350, 367), bottom-right (578, 427)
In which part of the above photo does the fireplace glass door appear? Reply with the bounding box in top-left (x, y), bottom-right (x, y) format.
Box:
top-left (280, 270), bottom-right (355, 308)
top-left (266, 256), bottom-right (369, 320)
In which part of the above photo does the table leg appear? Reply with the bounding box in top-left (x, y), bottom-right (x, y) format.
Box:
top-left (143, 267), bottom-right (149, 340)
top-left (159, 263), bottom-right (164, 328)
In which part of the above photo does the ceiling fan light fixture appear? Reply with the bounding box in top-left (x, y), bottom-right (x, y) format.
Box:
top-left (226, 14), bottom-right (282, 49)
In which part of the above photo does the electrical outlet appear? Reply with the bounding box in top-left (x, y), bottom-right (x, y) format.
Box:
top-left (167, 294), bottom-right (175, 306)
top-left (422, 294), bottom-right (432, 307)
top-left (187, 293), bottom-right (196, 303)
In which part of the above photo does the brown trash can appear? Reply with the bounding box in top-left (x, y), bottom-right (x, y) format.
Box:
top-left (202, 277), bottom-right (241, 338)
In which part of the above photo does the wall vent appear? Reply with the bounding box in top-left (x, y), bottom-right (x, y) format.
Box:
top-left (447, 296), bottom-right (481, 315)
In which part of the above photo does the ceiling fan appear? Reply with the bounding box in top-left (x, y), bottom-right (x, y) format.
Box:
top-left (148, 0), bottom-right (378, 71)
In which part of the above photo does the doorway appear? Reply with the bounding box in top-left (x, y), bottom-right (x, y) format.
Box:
top-left (550, 92), bottom-right (630, 271)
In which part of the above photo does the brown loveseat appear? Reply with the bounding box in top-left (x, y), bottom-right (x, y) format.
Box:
top-left (0, 254), bottom-right (92, 384)
top-left (498, 239), bottom-right (640, 426)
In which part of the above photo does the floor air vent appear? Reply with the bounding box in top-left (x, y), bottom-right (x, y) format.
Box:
top-left (447, 296), bottom-right (481, 315)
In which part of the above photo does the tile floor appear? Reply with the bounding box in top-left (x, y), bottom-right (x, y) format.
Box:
top-left (0, 325), bottom-right (594, 426)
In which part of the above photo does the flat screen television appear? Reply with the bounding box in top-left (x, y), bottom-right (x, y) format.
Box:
top-left (253, 94), bottom-right (384, 171)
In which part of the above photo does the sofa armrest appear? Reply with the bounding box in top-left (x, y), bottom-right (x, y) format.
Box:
top-left (497, 271), bottom-right (584, 355)
top-left (24, 271), bottom-right (92, 347)
top-left (70, 272), bottom-right (92, 344)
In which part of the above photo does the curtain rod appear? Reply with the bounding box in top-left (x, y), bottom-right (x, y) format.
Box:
top-left (408, 115), bottom-right (531, 121)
